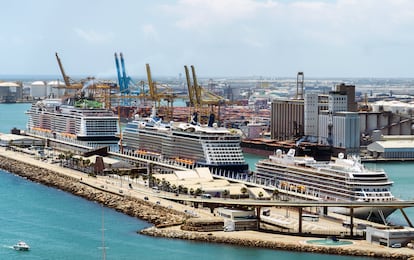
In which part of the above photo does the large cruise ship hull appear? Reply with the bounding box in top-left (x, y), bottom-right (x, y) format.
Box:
top-left (196, 162), bottom-right (249, 174)
top-left (254, 149), bottom-right (396, 224)
top-left (122, 120), bottom-right (249, 174)
top-left (26, 98), bottom-right (120, 149)
top-left (331, 206), bottom-right (397, 223)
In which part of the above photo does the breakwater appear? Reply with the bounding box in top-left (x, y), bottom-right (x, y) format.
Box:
top-left (0, 154), bottom-right (187, 227)
top-left (140, 227), bottom-right (414, 259)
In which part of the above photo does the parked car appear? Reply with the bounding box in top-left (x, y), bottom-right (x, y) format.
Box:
top-left (391, 243), bottom-right (401, 248)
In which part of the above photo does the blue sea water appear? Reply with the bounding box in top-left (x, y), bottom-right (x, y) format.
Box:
top-left (0, 103), bottom-right (409, 259)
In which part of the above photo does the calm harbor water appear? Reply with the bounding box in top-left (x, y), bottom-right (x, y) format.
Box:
top-left (0, 103), bottom-right (411, 259)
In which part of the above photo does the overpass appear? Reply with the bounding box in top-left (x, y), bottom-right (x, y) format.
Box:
top-left (150, 192), bottom-right (414, 237)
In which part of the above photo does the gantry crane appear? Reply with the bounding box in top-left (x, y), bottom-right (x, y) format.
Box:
top-left (184, 65), bottom-right (225, 124)
top-left (55, 52), bottom-right (83, 90)
top-left (55, 52), bottom-right (113, 105)
top-left (114, 52), bottom-right (147, 95)
top-left (112, 52), bottom-right (151, 112)
top-left (184, 65), bottom-right (196, 108)
top-left (145, 63), bottom-right (176, 121)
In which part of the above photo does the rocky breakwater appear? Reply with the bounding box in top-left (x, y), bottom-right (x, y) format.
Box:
top-left (0, 154), bottom-right (187, 227)
top-left (141, 227), bottom-right (414, 259)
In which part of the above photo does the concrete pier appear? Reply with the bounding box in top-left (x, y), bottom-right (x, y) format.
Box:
top-left (0, 147), bottom-right (414, 259)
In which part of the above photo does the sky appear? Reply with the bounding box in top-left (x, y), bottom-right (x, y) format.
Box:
top-left (1, 0), bottom-right (414, 79)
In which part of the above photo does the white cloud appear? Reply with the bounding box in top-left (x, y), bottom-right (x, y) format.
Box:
top-left (74, 28), bottom-right (114, 44)
top-left (147, 0), bottom-right (414, 77)
top-left (3, 0), bottom-right (414, 77)
top-left (160, 0), bottom-right (263, 29)
top-left (141, 24), bottom-right (160, 42)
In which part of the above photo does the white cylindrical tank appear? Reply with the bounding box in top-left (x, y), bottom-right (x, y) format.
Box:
top-left (0, 81), bottom-right (21, 102)
top-left (47, 80), bottom-right (65, 98)
top-left (30, 81), bottom-right (47, 98)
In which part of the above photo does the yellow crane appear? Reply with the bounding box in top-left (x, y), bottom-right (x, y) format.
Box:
top-left (55, 52), bottom-right (113, 105)
top-left (145, 63), bottom-right (176, 121)
top-left (190, 65), bottom-right (224, 105)
top-left (55, 52), bottom-right (83, 90)
top-left (185, 65), bottom-right (225, 124)
top-left (184, 65), bottom-right (195, 108)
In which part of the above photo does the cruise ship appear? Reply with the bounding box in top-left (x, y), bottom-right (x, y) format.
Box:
top-left (255, 149), bottom-right (396, 222)
top-left (121, 112), bottom-right (249, 174)
top-left (26, 97), bottom-right (119, 148)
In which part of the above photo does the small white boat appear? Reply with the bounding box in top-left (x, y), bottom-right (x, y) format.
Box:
top-left (13, 241), bottom-right (30, 251)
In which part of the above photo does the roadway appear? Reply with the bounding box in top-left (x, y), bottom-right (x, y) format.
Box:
top-left (150, 192), bottom-right (414, 208)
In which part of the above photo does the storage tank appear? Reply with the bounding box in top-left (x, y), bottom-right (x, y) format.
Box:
top-left (47, 80), bottom-right (65, 98)
top-left (0, 81), bottom-right (22, 102)
top-left (30, 81), bottom-right (47, 98)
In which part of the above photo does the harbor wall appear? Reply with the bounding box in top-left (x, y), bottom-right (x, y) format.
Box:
top-left (0, 154), bottom-right (186, 227)
top-left (140, 227), bottom-right (413, 259)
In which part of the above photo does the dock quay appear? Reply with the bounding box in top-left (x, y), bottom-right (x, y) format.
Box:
top-left (1, 146), bottom-right (414, 258)
top-left (20, 131), bottom-right (414, 226)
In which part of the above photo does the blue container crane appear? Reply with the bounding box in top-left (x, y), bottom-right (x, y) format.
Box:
top-left (114, 53), bottom-right (123, 93)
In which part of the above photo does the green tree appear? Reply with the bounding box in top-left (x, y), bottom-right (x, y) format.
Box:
top-left (272, 189), bottom-right (279, 200)
top-left (160, 179), bottom-right (167, 191)
top-left (182, 186), bottom-right (188, 194)
top-left (142, 175), bottom-right (148, 186)
top-left (223, 189), bottom-right (230, 199)
top-left (58, 153), bottom-right (65, 166)
top-left (149, 175), bottom-right (156, 188)
top-left (195, 188), bottom-right (203, 197)
top-left (165, 181), bottom-right (171, 192)
top-left (58, 153), bottom-right (65, 160)
top-left (82, 159), bottom-right (92, 173)
top-left (240, 187), bottom-right (248, 198)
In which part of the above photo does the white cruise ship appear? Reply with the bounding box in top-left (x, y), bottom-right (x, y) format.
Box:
top-left (26, 97), bottom-right (119, 148)
top-left (255, 149), bottom-right (396, 222)
top-left (121, 113), bottom-right (249, 174)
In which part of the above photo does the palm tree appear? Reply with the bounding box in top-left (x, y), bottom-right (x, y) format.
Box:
top-left (240, 187), bottom-right (248, 199)
top-left (272, 189), bottom-right (279, 200)
top-left (182, 186), bottom-right (188, 194)
top-left (83, 159), bottom-right (91, 173)
top-left (223, 189), bottom-right (230, 199)
top-left (58, 153), bottom-right (65, 160)
top-left (78, 156), bottom-right (84, 168)
top-left (161, 178), bottom-right (167, 191)
top-left (142, 175), bottom-right (148, 186)
top-left (58, 153), bottom-right (65, 166)
top-left (149, 175), bottom-right (156, 188)
top-left (65, 152), bottom-right (74, 167)
top-left (163, 181), bottom-right (171, 192)
top-left (195, 188), bottom-right (203, 197)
